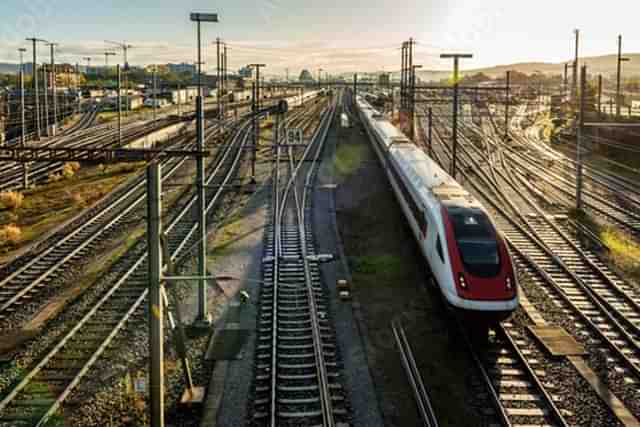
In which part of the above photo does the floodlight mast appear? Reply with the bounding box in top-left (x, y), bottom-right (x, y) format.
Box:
top-left (189, 11), bottom-right (219, 332)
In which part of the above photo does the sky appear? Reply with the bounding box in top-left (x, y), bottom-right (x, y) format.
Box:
top-left (0, 0), bottom-right (638, 75)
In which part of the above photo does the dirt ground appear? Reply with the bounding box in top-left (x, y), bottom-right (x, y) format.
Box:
top-left (333, 103), bottom-right (488, 426)
top-left (0, 162), bottom-right (143, 255)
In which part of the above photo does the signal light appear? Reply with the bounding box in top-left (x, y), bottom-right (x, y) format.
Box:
top-left (506, 276), bottom-right (513, 291)
top-left (458, 273), bottom-right (468, 290)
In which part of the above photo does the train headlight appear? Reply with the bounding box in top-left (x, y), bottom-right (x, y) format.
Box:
top-left (458, 273), bottom-right (468, 290)
top-left (506, 276), bottom-right (513, 291)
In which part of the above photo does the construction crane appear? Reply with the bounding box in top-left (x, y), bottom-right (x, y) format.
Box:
top-left (105, 41), bottom-right (134, 114)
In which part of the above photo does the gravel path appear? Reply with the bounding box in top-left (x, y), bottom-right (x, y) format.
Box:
top-left (312, 101), bottom-right (384, 427)
top-left (333, 97), bottom-right (487, 426)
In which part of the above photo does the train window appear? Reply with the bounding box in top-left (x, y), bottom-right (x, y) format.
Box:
top-left (446, 207), bottom-right (501, 277)
top-left (436, 235), bottom-right (444, 263)
top-left (388, 162), bottom-right (427, 234)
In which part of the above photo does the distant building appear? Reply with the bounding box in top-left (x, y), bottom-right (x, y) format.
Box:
top-left (42, 64), bottom-right (83, 87)
top-left (378, 73), bottom-right (390, 87)
top-left (299, 69), bottom-right (314, 82)
top-left (170, 87), bottom-right (199, 104)
top-left (104, 94), bottom-right (144, 111)
top-left (144, 98), bottom-right (171, 108)
top-left (168, 63), bottom-right (196, 75)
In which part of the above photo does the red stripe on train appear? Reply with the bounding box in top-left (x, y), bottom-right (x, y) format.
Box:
top-left (441, 206), bottom-right (516, 301)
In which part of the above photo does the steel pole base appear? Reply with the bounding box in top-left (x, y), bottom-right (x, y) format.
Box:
top-left (192, 315), bottom-right (212, 329)
top-left (179, 386), bottom-right (206, 407)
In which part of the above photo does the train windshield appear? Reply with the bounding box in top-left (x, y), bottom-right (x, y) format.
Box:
top-left (446, 207), bottom-right (501, 277)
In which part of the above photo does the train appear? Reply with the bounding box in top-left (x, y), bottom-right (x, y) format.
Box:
top-left (356, 96), bottom-right (518, 325)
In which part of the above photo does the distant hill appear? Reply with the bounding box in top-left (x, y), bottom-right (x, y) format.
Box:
top-left (0, 63), bottom-right (19, 74)
top-left (416, 53), bottom-right (640, 81)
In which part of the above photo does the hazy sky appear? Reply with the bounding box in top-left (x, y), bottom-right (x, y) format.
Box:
top-left (1, 0), bottom-right (637, 75)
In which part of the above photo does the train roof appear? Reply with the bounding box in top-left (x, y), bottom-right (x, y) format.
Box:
top-left (357, 95), bottom-right (481, 210)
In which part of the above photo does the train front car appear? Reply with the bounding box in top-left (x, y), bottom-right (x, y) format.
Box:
top-left (355, 95), bottom-right (518, 333)
top-left (437, 196), bottom-right (518, 326)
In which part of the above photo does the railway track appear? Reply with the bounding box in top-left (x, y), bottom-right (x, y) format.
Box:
top-left (0, 120), bottom-right (226, 328)
top-left (4, 107), bottom-right (85, 147)
top-left (474, 106), bottom-right (640, 237)
top-left (460, 317), bottom-right (570, 427)
top-left (0, 117), bottom-right (253, 427)
top-left (251, 97), bottom-right (350, 426)
top-left (0, 115), bottom-right (182, 192)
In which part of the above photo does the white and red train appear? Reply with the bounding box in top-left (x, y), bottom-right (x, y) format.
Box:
top-left (356, 96), bottom-right (518, 324)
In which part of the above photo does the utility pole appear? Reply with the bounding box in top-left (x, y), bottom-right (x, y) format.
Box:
top-left (441, 53), bottom-right (473, 179)
top-left (105, 41), bottom-right (134, 116)
top-left (43, 62), bottom-right (50, 136)
top-left (103, 51), bottom-right (116, 78)
top-left (223, 43), bottom-right (228, 119)
top-left (26, 37), bottom-right (47, 140)
top-left (248, 63), bottom-right (266, 183)
top-left (152, 65), bottom-right (158, 123)
top-left (83, 57), bottom-right (92, 77)
top-left (353, 73), bottom-right (358, 98)
top-left (597, 74), bottom-right (602, 115)
top-left (616, 34), bottom-right (630, 118)
top-left (576, 65), bottom-right (586, 211)
top-left (216, 38), bottom-right (221, 119)
top-left (75, 63), bottom-right (81, 115)
top-left (117, 64), bottom-right (122, 145)
top-left (317, 68), bottom-right (323, 89)
top-left (19, 48), bottom-right (28, 188)
top-left (410, 64), bottom-right (421, 140)
top-left (563, 63), bottom-right (568, 99)
top-left (147, 161), bottom-right (164, 427)
top-left (48, 43), bottom-right (58, 135)
top-left (428, 107), bottom-right (433, 157)
top-left (408, 38), bottom-right (414, 116)
top-left (190, 11), bottom-right (218, 328)
top-left (596, 74), bottom-right (602, 149)
top-left (252, 81), bottom-right (257, 176)
top-left (572, 29), bottom-right (579, 108)
top-left (400, 42), bottom-right (407, 112)
top-left (177, 81), bottom-right (182, 117)
top-left (505, 70), bottom-right (511, 140)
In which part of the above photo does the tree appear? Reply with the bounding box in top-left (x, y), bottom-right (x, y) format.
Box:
top-left (299, 70), bottom-right (314, 82)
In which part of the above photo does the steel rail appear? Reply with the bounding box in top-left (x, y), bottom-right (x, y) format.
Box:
top-left (391, 320), bottom-right (439, 427)
top-left (0, 119), bottom-right (253, 426)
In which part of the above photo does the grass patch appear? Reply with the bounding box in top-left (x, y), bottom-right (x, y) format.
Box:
top-left (568, 208), bottom-right (640, 282)
top-left (333, 143), bottom-right (366, 181)
top-left (0, 163), bottom-right (144, 255)
top-left (352, 254), bottom-right (404, 278)
top-left (601, 228), bottom-right (640, 280)
top-left (208, 219), bottom-right (246, 259)
top-left (97, 111), bottom-right (119, 123)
